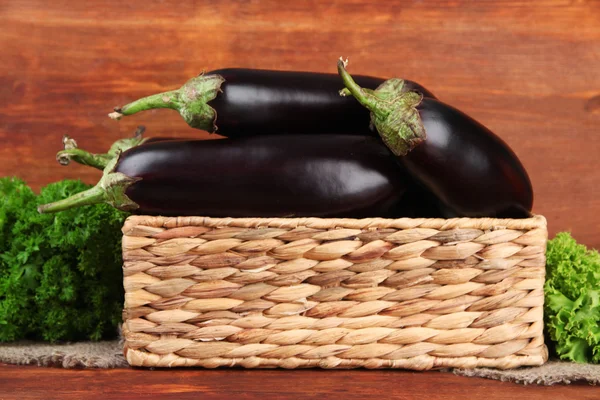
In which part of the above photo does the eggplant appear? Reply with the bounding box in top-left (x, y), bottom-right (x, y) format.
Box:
top-left (38, 133), bottom-right (410, 218)
top-left (108, 68), bottom-right (435, 136)
top-left (337, 59), bottom-right (533, 218)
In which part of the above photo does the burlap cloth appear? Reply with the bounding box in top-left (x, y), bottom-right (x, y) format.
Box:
top-left (1, 339), bottom-right (598, 385)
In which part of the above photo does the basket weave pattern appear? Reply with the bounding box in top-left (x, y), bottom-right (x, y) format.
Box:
top-left (121, 215), bottom-right (548, 370)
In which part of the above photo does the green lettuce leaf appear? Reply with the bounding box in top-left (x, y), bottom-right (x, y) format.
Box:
top-left (545, 232), bottom-right (600, 363)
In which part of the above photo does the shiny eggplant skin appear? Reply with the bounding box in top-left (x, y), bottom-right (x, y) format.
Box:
top-left (208, 69), bottom-right (435, 137)
top-left (401, 98), bottom-right (534, 218)
top-left (116, 135), bottom-right (409, 217)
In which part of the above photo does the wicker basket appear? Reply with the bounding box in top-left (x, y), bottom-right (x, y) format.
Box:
top-left (121, 215), bottom-right (548, 370)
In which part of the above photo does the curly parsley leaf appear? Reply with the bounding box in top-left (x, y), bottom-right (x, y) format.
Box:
top-left (0, 177), bottom-right (127, 342)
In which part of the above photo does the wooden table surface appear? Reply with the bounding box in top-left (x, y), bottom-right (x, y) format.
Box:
top-left (1, 363), bottom-right (598, 400)
top-left (1, 0), bottom-right (600, 398)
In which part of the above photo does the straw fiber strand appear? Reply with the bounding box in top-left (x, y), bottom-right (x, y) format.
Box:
top-left (122, 215), bottom-right (548, 370)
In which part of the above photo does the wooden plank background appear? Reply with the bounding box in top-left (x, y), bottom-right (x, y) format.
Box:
top-left (1, 0), bottom-right (599, 247)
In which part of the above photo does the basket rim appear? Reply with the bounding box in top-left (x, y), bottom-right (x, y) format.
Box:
top-left (122, 214), bottom-right (547, 233)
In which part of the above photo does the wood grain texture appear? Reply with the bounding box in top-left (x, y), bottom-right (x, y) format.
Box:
top-left (1, 0), bottom-right (599, 247)
top-left (0, 364), bottom-right (598, 400)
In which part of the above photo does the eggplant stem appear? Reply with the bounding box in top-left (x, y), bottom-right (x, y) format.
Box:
top-left (56, 148), bottom-right (111, 170)
top-left (41, 128), bottom-right (151, 214)
top-left (337, 58), bottom-right (378, 110)
top-left (58, 126), bottom-right (147, 170)
top-left (108, 111), bottom-right (123, 120)
top-left (337, 57), bottom-right (427, 156)
top-left (37, 185), bottom-right (106, 213)
top-left (111, 89), bottom-right (181, 118)
top-left (38, 155), bottom-right (140, 214)
top-left (109, 74), bottom-right (225, 132)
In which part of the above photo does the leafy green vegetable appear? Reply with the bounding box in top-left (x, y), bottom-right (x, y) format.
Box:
top-left (0, 177), bottom-right (127, 342)
top-left (545, 232), bottom-right (600, 363)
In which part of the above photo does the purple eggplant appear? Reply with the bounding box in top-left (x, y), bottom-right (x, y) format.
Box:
top-left (38, 133), bottom-right (410, 218)
top-left (337, 59), bottom-right (533, 218)
top-left (108, 68), bottom-right (435, 136)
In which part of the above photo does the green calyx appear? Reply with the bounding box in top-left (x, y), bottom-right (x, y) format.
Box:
top-left (38, 155), bottom-right (141, 214)
top-left (38, 130), bottom-right (148, 214)
top-left (337, 58), bottom-right (426, 156)
top-left (108, 73), bottom-right (226, 132)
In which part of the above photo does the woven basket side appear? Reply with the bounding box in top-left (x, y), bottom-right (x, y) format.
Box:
top-left (121, 216), bottom-right (548, 370)
top-left (123, 326), bottom-right (548, 370)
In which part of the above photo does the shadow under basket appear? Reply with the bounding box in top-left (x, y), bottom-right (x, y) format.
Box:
top-left (121, 215), bottom-right (548, 370)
